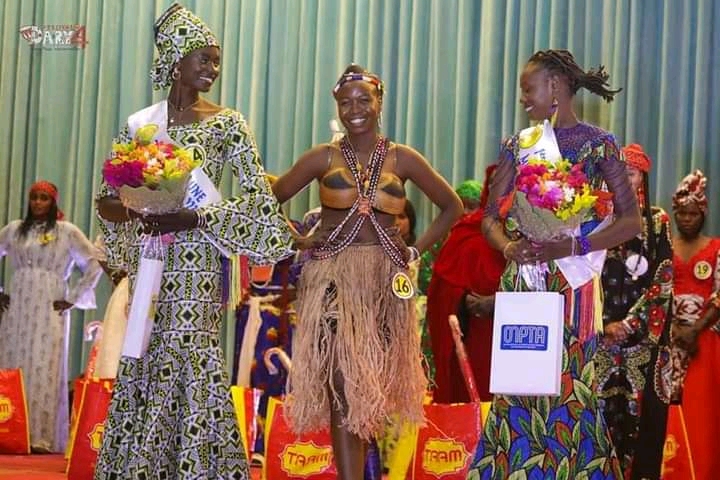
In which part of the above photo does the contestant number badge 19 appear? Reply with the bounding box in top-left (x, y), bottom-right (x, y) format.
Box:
top-left (392, 272), bottom-right (415, 299)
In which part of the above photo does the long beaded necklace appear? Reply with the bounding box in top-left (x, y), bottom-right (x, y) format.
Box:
top-left (313, 136), bottom-right (408, 268)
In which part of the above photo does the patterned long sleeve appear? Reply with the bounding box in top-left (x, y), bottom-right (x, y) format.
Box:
top-left (197, 112), bottom-right (293, 264)
top-left (95, 125), bottom-right (132, 271)
top-left (64, 222), bottom-right (103, 309)
top-left (623, 208), bottom-right (673, 343)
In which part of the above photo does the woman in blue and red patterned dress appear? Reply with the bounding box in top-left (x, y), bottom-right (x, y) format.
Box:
top-left (469, 49), bottom-right (641, 479)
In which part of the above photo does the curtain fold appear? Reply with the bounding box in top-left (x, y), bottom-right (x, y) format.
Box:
top-left (1, 0), bottom-right (718, 378)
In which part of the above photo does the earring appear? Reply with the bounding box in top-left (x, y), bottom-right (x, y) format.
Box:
top-left (171, 68), bottom-right (180, 81)
top-left (378, 112), bottom-right (383, 128)
top-left (637, 186), bottom-right (645, 210)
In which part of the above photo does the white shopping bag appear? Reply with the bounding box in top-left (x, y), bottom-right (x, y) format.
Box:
top-left (489, 291), bottom-right (564, 396)
top-left (121, 241), bottom-right (164, 358)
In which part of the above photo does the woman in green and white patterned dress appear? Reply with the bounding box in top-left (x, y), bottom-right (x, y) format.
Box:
top-left (94, 4), bottom-right (293, 479)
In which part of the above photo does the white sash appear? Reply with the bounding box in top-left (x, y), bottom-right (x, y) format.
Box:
top-left (127, 101), bottom-right (229, 256)
top-left (516, 119), bottom-right (608, 290)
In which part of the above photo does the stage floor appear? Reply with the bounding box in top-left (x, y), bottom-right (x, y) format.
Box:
top-left (0, 455), bottom-right (266, 480)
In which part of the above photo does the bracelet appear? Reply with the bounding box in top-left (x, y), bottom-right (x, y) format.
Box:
top-left (195, 210), bottom-right (208, 230)
top-left (408, 246), bottom-right (420, 262)
top-left (575, 235), bottom-right (591, 255)
top-left (621, 319), bottom-right (635, 334)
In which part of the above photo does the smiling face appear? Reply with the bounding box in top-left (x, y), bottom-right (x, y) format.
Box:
top-left (176, 46), bottom-right (221, 92)
top-left (518, 63), bottom-right (558, 122)
top-left (335, 81), bottom-right (382, 135)
top-left (29, 190), bottom-right (54, 220)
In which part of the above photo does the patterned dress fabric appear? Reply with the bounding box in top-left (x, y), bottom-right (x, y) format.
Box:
top-left (665, 237), bottom-right (720, 479)
top-left (0, 220), bottom-right (102, 452)
top-left (469, 123), bottom-right (624, 480)
top-left (94, 109), bottom-right (292, 480)
top-left (595, 207), bottom-right (673, 479)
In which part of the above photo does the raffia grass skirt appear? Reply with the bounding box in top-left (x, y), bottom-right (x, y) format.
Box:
top-left (286, 245), bottom-right (427, 440)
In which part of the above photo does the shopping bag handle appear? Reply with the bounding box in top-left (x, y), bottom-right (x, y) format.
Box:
top-left (264, 347), bottom-right (292, 375)
top-left (448, 315), bottom-right (481, 403)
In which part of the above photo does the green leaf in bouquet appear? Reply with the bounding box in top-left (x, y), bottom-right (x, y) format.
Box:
top-left (135, 124), bottom-right (159, 145)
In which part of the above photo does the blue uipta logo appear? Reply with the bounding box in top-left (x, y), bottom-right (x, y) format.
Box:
top-left (500, 325), bottom-right (548, 351)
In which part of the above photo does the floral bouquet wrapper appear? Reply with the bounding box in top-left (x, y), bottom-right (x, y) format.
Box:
top-left (117, 178), bottom-right (189, 215)
top-left (510, 191), bottom-right (586, 243)
top-left (102, 124), bottom-right (200, 215)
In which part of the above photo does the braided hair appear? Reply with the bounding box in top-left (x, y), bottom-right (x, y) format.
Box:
top-left (528, 49), bottom-right (621, 102)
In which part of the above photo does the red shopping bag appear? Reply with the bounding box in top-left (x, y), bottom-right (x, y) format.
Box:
top-left (403, 315), bottom-right (484, 479)
top-left (661, 405), bottom-right (695, 479)
top-left (0, 369), bottom-right (30, 454)
top-left (263, 396), bottom-right (337, 480)
top-left (230, 386), bottom-right (261, 460)
top-left (66, 321), bottom-right (103, 459)
top-left (407, 402), bottom-right (482, 479)
top-left (66, 378), bottom-right (114, 480)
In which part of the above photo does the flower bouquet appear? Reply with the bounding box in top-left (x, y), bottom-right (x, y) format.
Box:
top-left (506, 158), bottom-right (602, 242)
top-left (102, 124), bottom-right (199, 215)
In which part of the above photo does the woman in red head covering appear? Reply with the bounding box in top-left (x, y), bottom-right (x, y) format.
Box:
top-left (661, 169), bottom-right (720, 479)
top-left (594, 144), bottom-right (673, 479)
top-left (0, 180), bottom-right (102, 453)
top-left (426, 164), bottom-right (506, 403)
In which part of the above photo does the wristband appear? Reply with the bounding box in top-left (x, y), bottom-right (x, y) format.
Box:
top-left (575, 235), bottom-right (591, 255)
top-left (195, 210), bottom-right (208, 230)
top-left (621, 319), bottom-right (635, 334)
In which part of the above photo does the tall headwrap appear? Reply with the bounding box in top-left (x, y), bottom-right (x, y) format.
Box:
top-left (29, 180), bottom-right (64, 219)
top-left (150, 3), bottom-right (219, 90)
top-left (455, 180), bottom-right (482, 202)
top-left (623, 143), bottom-right (651, 172)
top-left (672, 170), bottom-right (708, 213)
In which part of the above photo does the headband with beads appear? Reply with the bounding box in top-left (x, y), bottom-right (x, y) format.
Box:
top-left (332, 73), bottom-right (385, 98)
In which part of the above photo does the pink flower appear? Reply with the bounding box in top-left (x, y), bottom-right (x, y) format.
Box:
top-left (102, 159), bottom-right (145, 188)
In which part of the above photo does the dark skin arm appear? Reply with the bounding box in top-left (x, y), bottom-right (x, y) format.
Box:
top-left (272, 144), bottom-right (330, 248)
top-left (53, 300), bottom-right (74, 313)
top-left (0, 274), bottom-right (71, 316)
top-left (273, 142), bottom-right (463, 255)
top-left (394, 144), bottom-right (463, 254)
top-left (674, 306), bottom-right (719, 353)
top-left (0, 292), bottom-right (9, 315)
top-left (482, 156), bottom-right (642, 262)
top-left (464, 292), bottom-right (496, 318)
top-left (96, 196), bottom-right (199, 234)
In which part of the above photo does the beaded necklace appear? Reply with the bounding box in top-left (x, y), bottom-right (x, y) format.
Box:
top-left (313, 136), bottom-right (408, 268)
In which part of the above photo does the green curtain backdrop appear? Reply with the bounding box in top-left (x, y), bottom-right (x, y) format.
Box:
top-left (1, 0), bottom-right (719, 378)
